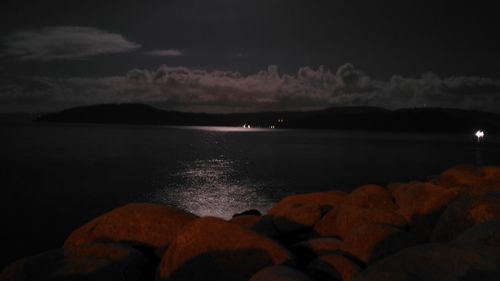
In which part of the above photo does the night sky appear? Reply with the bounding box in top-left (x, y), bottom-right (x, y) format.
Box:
top-left (1, 0), bottom-right (500, 113)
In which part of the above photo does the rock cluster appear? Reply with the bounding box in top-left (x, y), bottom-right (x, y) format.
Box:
top-left (2, 165), bottom-right (500, 281)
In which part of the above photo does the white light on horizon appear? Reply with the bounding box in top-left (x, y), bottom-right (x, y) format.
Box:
top-left (475, 130), bottom-right (485, 142)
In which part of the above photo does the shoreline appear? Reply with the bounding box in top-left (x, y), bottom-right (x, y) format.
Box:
top-left (2, 165), bottom-right (500, 281)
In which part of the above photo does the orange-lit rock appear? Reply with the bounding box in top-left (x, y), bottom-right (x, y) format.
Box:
top-left (64, 203), bottom-right (197, 256)
top-left (268, 191), bottom-right (347, 215)
top-left (159, 217), bottom-right (293, 281)
top-left (230, 215), bottom-right (280, 238)
top-left (230, 214), bottom-right (263, 229)
top-left (391, 181), bottom-right (459, 241)
top-left (249, 266), bottom-right (314, 281)
top-left (431, 193), bottom-right (500, 243)
top-left (435, 165), bottom-right (500, 189)
top-left (347, 185), bottom-right (397, 211)
top-left (340, 224), bottom-right (419, 265)
top-left (314, 205), bottom-right (407, 238)
top-left (272, 203), bottom-right (323, 235)
top-left (291, 238), bottom-right (343, 259)
top-left (0, 246), bottom-right (150, 281)
top-left (351, 243), bottom-right (500, 281)
top-left (308, 254), bottom-right (361, 281)
top-left (312, 209), bottom-right (341, 238)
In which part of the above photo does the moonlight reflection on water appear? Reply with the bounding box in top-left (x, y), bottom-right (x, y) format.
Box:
top-left (151, 158), bottom-right (276, 218)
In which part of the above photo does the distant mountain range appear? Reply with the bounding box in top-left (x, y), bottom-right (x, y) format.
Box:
top-left (35, 103), bottom-right (500, 133)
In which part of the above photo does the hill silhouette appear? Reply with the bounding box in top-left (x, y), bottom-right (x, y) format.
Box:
top-left (35, 103), bottom-right (500, 133)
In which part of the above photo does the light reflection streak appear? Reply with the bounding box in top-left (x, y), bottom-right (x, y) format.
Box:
top-left (151, 158), bottom-right (274, 219)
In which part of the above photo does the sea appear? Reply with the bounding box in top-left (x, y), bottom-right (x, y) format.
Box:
top-left (2, 121), bottom-right (500, 267)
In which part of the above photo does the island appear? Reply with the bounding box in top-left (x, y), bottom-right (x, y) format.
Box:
top-left (35, 103), bottom-right (500, 133)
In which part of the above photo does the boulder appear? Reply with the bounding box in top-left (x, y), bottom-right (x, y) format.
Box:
top-left (158, 217), bottom-right (293, 281)
top-left (0, 246), bottom-right (150, 281)
top-left (230, 214), bottom-right (263, 229)
top-left (268, 191), bottom-right (347, 215)
top-left (432, 193), bottom-right (500, 243)
top-left (254, 216), bottom-right (282, 238)
top-left (313, 210), bottom-right (340, 238)
top-left (272, 203), bottom-right (323, 235)
top-left (291, 237), bottom-right (343, 258)
top-left (230, 215), bottom-right (280, 239)
top-left (314, 205), bottom-right (407, 238)
top-left (249, 266), bottom-right (314, 281)
top-left (351, 243), bottom-right (500, 281)
top-left (308, 254), bottom-right (362, 281)
top-left (436, 165), bottom-right (500, 189)
top-left (64, 203), bottom-right (197, 256)
top-left (340, 224), bottom-right (419, 265)
top-left (452, 219), bottom-right (500, 247)
top-left (347, 185), bottom-right (397, 211)
top-left (391, 181), bottom-right (459, 241)
top-left (229, 215), bottom-right (280, 238)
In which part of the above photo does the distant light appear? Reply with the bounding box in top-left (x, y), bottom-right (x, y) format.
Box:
top-left (475, 130), bottom-right (485, 141)
top-left (270, 125), bottom-right (275, 129)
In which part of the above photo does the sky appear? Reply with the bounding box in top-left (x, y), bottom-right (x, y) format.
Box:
top-left (1, 0), bottom-right (500, 113)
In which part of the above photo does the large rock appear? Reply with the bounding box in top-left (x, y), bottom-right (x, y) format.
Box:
top-left (432, 193), bottom-right (500, 243)
top-left (0, 246), bottom-right (150, 281)
top-left (64, 203), bottom-right (197, 256)
top-left (452, 220), bottom-right (500, 247)
top-left (292, 238), bottom-right (343, 258)
top-left (352, 243), bottom-right (500, 281)
top-left (314, 205), bottom-right (407, 238)
top-left (391, 181), bottom-right (459, 241)
top-left (436, 165), bottom-right (500, 189)
top-left (340, 224), bottom-right (419, 265)
top-left (230, 214), bottom-right (263, 229)
top-left (158, 217), bottom-right (293, 281)
top-left (249, 266), bottom-right (314, 281)
top-left (272, 203), bottom-right (323, 235)
top-left (308, 254), bottom-right (362, 281)
top-left (230, 215), bottom-right (280, 238)
top-left (347, 185), bottom-right (397, 211)
top-left (268, 191), bottom-right (347, 215)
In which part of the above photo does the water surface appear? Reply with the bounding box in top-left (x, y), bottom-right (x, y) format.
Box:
top-left (2, 123), bottom-right (500, 266)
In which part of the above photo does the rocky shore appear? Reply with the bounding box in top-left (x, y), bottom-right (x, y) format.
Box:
top-left (2, 165), bottom-right (500, 281)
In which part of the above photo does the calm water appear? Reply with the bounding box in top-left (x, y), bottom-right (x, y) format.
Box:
top-left (2, 122), bottom-right (500, 266)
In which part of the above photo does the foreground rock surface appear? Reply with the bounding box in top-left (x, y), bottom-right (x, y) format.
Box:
top-left (159, 217), bottom-right (293, 281)
top-left (308, 254), bottom-right (362, 281)
top-left (352, 243), bottom-right (500, 281)
top-left (314, 204), bottom-right (408, 239)
top-left (3, 165), bottom-right (500, 281)
top-left (431, 192), bottom-right (500, 243)
top-left (249, 266), bottom-right (314, 281)
top-left (340, 224), bottom-right (419, 265)
top-left (64, 203), bottom-right (197, 257)
top-left (392, 181), bottom-right (459, 241)
top-left (0, 246), bottom-right (150, 281)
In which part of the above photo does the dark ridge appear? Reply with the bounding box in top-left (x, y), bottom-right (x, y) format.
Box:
top-left (35, 103), bottom-right (500, 133)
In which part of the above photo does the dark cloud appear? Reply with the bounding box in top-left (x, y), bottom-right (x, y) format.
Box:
top-left (1, 64), bottom-right (500, 113)
top-left (144, 49), bottom-right (183, 57)
top-left (2, 26), bottom-right (141, 61)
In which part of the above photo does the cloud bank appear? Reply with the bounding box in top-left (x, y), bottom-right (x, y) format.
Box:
top-left (1, 64), bottom-right (500, 112)
top-left (144, 49), bottom-right (183, 57)
top-left (2, 26), bottom-right (141, 61)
